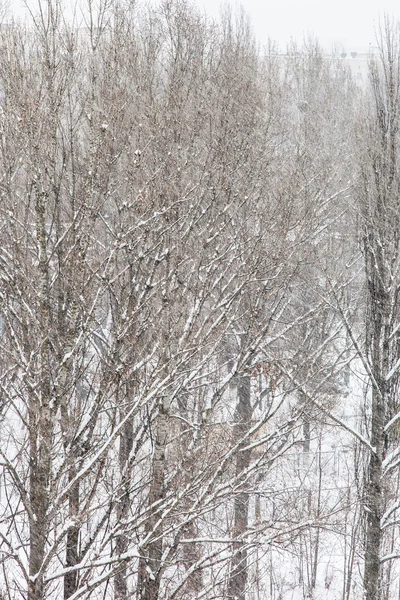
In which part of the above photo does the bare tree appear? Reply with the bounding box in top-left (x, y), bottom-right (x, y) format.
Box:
top-left (356, 19), bottom-right (400, 600)
top-left (0, 3), bottom-right (366, 600)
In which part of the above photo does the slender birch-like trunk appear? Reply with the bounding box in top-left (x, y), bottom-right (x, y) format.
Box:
top-left (227, 372), bottom-right (252, 600)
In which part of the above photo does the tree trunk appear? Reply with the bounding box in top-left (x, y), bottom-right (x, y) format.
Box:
top-left (362, 180), bottom-right (390, 600)
top-left (227, 373), bottom-right (252, 600)
top-left (28, 186), bottom-right (53, 600)
top-left (64, 470), bottom-right (80, 599)
top-left (137, 401), bottom-right (168, 600)
top-left (179, 392), bottom-right (203, 596)
top-left (115, 408), bottom-right (134, 600)
top-left (28, 435), bottom-right (51, 600)
top-left (364, 385), bottom-right (384, 600)
top-left (181, 519), bottom-right (203, 595)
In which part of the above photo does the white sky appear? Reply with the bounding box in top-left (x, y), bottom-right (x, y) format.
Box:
top-left (6, 0), bottom-right (400, 54)
top-left (195, 0), bottom-right (400, 53)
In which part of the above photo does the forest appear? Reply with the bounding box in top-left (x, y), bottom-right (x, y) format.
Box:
top-left (0, 1), bottom-right (399, 599)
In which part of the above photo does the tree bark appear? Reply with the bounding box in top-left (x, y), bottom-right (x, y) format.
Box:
top-left (137, 401), bottom-right (168, 600)
top-left (28, 186), bottom-right (52, 600)
top-left (227, 373), bottom-right (252, 600)
top-left (64, 469), bottom-right (80, 599)
top-left (115, 406), bottom-right (134, 600)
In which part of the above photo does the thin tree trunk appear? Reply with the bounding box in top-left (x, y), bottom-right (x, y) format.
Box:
top-left (64, 472), bottom-right (80, 599)
top-left (28, 187), bottom-right (52, 600)
top-left (363, 251), bottom-right (387, 600)
top-left (137, 401), bottom-right (168, 600)
top-left (179, 392), bottom-right (203, 596)
top-left (61, 304), bottom-right (81, 599)
top-left (364, 387), bottom-right (384, 600)
top-left (28, 427), bottom-right (52, 600)
top-left (181, 519), bottom-right (203, 595)
top-left (227, 373), bottom-right (252, 600)
top-left (115, 406), bottom-right (134, 600)
top-left (311, 439), bottom-right (323, 591)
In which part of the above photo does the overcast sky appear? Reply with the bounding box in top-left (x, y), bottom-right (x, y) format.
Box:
top-left (195, 0), bottom-right (400, 53)
top-left (8, 0), bottom-right (400, 54)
